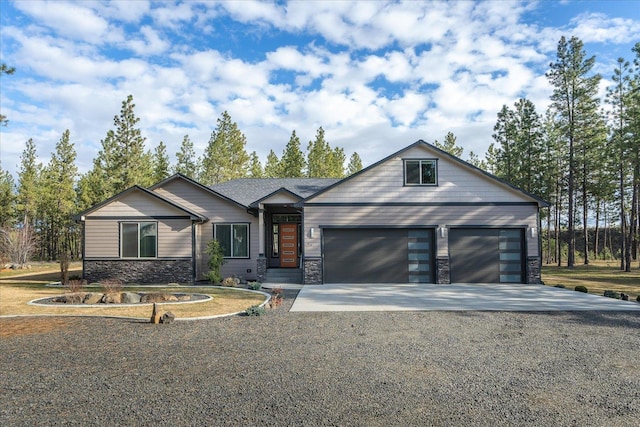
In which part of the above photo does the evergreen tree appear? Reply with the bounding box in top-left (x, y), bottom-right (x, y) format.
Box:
top-left (328, 147), bottom-right (346, 178)
top-left (0, 167), bottom-right (15, 227)
top-left (547, 36), bottom-right (601, 267)
top-left (174, 134), bottom-right (198, 179)
top-left (467, 151), bottom-right (487, 170)
top-left (347, 152), bottom-right (363, 175)
top-left (249, 151), bottom-right (263, 178)
top-left (199, 111), bottom-right (250, 185)
top-left (280, 131), bottom-right (306, 177)
top-left (77, 131), bottom-right (118, 209)
top-left (307, 127), bottom-right (332, 177)
top-left (40, 130), bottom-right (78, 259)
top-left (264, 150), bottom-right (281, 178)
top-left (16, 138), bottom-right (41, 227)
top-left (152, 141), bottom-right (170, 183)
top-left (110, 94), bottom-right (153, 190)
top-left (434, 132), bottom-right (464, 157)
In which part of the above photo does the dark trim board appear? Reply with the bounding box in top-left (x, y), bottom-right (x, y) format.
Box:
top-left (306, 202), bottom-right (540, 207)
top-left (84, 216), bottom-right (195, 220)
top-left (320, 225), bottom-right (438, 229)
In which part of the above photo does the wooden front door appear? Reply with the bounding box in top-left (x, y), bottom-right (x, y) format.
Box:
top-left (279, 223), bottom-right (298, 268)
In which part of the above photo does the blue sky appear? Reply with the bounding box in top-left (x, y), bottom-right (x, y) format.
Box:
top-left (1, 0), bottom-right (639, 179)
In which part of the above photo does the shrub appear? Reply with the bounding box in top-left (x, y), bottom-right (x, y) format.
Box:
top-left (65, 278), bottom-right (86, 293)
top-left (247, 281), bottom-right (261, 290)
top-left (269, 287), bottom-right (284, 308)
top-left (59, 251), bottom-right (70, 286)
top-left (221, 276), bottom-right (239, 287)
top-left (101, 279), bottom-right (123, 294)
top-left (245, 305), bottom-right (266, 316)
top-left (574, 285), bottom-right (588, 293)
top-left (554, 284), bottom-right (565, 289)
top-left (205, 239), bottom-right (226, 284)
top-left (603, 290), bottom-right (621, 299)
top-left (636, 295), bottom-right (640, 303)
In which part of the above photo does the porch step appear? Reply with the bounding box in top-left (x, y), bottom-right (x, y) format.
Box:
top-left (264, 268), bottom-right (303, 284)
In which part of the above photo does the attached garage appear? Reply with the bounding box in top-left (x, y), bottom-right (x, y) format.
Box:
top-left (322, 228), bottom-right (434, 283)
top-left (449, 228), bottom-right (525, 283)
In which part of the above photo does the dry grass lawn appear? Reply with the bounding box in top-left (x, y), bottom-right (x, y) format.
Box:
top-left (0, 267), bottom-right (267, 324)
top-left (542, 260), bottom-right (640, 300)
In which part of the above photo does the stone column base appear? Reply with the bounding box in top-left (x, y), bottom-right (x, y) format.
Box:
top-left (436, 257), bottom-right (450, 284)
top-left (527, 256), bottom-right (542, 284)
top-left (257, 256), bottom-right (267, 283)
top-left (303, 257), bottom-right (322, 284)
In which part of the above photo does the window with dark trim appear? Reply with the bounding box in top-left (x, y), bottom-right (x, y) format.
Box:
top-left (215, 223), bottom-right (249, 258)
top-left (121, 222), bottom-right (157, 258)
top-left (405, 159), bottom-right (437, 185)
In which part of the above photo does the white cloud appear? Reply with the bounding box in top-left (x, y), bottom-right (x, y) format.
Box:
top-left (128, 26), bottom-right (170, 56)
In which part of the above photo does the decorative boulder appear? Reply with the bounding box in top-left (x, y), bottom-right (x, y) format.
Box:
top-left (101, 292), bottom-right (123, 304)
top-left (121, 292), bottom-right (141, 304)
top-left (83, 292), bottom-right (103, 304)
top-left (140, 293), bottom-right (179, 303)
top-left (160, 312), bottom-right (175, 324)
top-left (177, 294), bottom-right (192, 301)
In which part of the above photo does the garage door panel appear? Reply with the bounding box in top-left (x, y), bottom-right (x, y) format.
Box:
top-left (323, 229), bottom-right (433, 283)
top-left (450, 228), bottom-right (524, 284)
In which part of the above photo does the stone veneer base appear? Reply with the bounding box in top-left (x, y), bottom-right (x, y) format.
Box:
top-left (84, 259), bottom-right (193, 284)
top-left (303, 258), bottom-right (322, 284)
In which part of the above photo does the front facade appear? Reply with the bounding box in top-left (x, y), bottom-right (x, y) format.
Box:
top-left (75, 141), bottom-right (548, 285)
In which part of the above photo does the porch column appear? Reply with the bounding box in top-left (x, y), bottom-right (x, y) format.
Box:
top-left (258, 205), bottom-right (265, 256)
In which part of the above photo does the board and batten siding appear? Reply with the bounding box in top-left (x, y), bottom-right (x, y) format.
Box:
top-left (309, 145), bottom-right (533, 205)
top-left (303, 205), bottom-right (539, 258)
top-left (153, 178), bottom-right (259, 281)
top-left (84, 218), bottom-right (192, 258)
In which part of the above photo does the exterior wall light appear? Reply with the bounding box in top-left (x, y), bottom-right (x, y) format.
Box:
top-left (439, 226), bottom-right (447, 238)
top-left (530, 227), bottom-right (537, 238)
top-left (309, 227), bottom-right (315, 238)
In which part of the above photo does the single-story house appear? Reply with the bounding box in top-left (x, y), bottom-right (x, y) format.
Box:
top-left (74, 140), bottom-right (549, 285)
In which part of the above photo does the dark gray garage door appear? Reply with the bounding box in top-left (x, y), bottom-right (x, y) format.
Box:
top-left (323, 228), bottom-right (433, 283)
top-left (449, 228), bottom-right (524, 283)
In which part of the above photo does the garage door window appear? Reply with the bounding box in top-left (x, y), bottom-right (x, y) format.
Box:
top-left (499, 230), bottom-right (523, 283)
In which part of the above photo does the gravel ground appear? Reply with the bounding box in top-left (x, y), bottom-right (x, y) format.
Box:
top-left (1, 289), bottom-right (639, 426)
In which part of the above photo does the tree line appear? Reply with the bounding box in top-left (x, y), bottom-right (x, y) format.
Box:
top-left (1, 36), bottom-right (639, 272)
top-left (0, 94), bottom-right (363, 264)
top-left (442, 38), bottom-right (639, 272)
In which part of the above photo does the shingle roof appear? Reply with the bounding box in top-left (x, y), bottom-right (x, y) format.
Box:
top-left (210, 178), bottom-right (341, 207)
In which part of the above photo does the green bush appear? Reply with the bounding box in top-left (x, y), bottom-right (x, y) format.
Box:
top-left (245, 305), bottom-right (266, 316)
top-left (221, 276), bottom-right (239, 287)
top-left (574, 285), bottom-right (588, 293)
top-left (603, 290), bottom-right (621, 299)
top-left (554, 284), bottom-right (565, 289)
top-left (205, 239), bottom-right (226, 284)
top-left (247, 281), bottom-right (261, 290)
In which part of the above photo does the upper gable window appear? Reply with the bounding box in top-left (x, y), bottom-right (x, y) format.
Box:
top-left (405, 159), bottom-right (437, 186)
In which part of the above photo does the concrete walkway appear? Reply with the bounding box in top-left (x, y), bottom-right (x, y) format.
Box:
top-left (290, 283), bottom-right (640, 312)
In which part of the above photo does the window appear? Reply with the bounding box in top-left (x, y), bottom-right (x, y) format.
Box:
top-left (405, 159), bottom-right (437, 185)
top-left (215, 224), bottom-right (249, 258)
top-left (121, 222), bottom-right (157, 258)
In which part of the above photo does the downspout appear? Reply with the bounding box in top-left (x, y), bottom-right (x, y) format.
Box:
top-left (191, 221), bottom-right (197, 285)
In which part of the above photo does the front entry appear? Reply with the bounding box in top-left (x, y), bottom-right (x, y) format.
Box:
top-left (279, 223), bottom-right (298, 267)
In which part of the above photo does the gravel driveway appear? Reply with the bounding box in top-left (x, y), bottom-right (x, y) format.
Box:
top-left (1, 290), bottom-right (639, 426)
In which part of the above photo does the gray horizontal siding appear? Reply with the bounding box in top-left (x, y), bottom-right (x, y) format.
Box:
top-left (88, 191), bottom-right (189, 217)
top-left (304, 204), bottom-right (538, 258)
top-left (153, 179), bottom-right (259, 282)
top-left (310, 145), bottom-right (535, 204)
top-left (84, 218), bottom-right (192, 259)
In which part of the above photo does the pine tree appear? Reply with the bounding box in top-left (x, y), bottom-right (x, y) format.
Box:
top-left (328, 147), bottom-right (346, 178)
top-left (0, 64), bottom-right (15, 126)
top-left (249, 151), bottom-right (263, 178)
top-left (547, 36), bottom-right (601, 268)
top-left (280, 131), bottom-right (306, 177)
top-left (40, 130), bottom-right (78, 259)
top-left (174, 135), bottom-right (198, 179)
top-left (467, 151), bottom-right (487, 170)
top-left (77, 131), bottom-right (118, 209)
top-left (110, 94), bottom-right (153, 190)
top-left (199, 111), bottom-right (250, 185)
top-left (264, 150), bottom-right (281, 178)
top-left (307, 127), bottom-right (332, 177)
top-left (0, 167), bottom-right (15, 227)
top-left (347, 152), bottom-right (363, 175)
top-left (152, 141), bottom-right (171, 183)
top-left (16, 138), bottom-right (41, 227)
top-left (434, 132), bottom-right (464, 157)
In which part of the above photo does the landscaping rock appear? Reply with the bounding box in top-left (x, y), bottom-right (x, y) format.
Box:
top-left (177, 294), bottom-right (192, 301)
top-left (160, 312), bottom-right (175, 324)
top-left (621, 293), bottom-right (629, 301)
top-left (101, 292), bottom-right (123, 304)
top-left (140, 293), bottom-right (179, 303)
top-left (121, 292), bottom-right (141, 304)
top-left (82, 292), bottom-right (103, 304)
